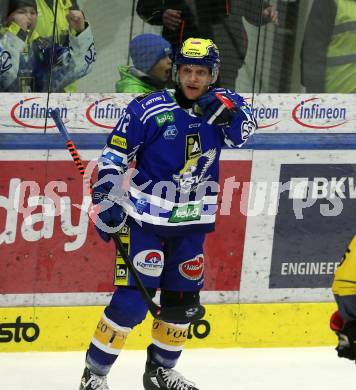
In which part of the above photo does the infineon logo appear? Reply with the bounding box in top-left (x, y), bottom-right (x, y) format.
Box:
top-left (250, 105), bottom-right (280, 128)
top-left (292, 97), bottom-right (347, 129)
top-left (10, 97), bottom-right (68, 129)
top-left (86, 97), bottom-right (126, 129)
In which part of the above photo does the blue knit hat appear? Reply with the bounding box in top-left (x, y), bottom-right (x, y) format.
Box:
top-left (129, 34), bottom-right (172, 73)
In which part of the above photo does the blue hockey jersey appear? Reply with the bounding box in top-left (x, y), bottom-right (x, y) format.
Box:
top-left (98, 88), bottom-right (256, 236)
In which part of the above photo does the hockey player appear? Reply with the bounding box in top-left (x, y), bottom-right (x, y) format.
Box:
top-left (80, 37), bottom-right (257, 390)
top-left (330, 235), bottom-right (356, 361)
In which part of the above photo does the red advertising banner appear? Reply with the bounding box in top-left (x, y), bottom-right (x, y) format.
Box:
top-left (0, 160), bottom-right (251, 294)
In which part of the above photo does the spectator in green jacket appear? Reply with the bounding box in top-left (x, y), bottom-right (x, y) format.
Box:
top-left (115, 33), bottom-right (172, 93)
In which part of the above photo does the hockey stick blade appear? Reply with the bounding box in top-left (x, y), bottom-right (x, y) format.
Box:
top-left (50, 109), bottom-right (205, 323)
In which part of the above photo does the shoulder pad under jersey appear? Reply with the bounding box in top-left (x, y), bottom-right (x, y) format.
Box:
top-left (129, 89), bottom-right (176, 118)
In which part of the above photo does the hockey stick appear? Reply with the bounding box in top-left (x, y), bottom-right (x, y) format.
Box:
top-left (50, 109), bottom-right (205, 323)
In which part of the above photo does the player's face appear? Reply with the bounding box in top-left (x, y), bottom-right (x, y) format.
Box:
top-left (178, 64), bottom-right (211, 100)
top-left (149, 56), bottom-right (172, 83)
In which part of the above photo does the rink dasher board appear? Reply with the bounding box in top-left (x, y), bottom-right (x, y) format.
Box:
top-left (0, 302), bottom-right (338, 351)
top-left (0, 93), bottom-right (355, 134)
top-left (0, 149), bottom-right (249, 305)
top-left (1, 149), bottom-right (354, 304)
top-left (240, 150), bottom-right (356, 303)
top-left (0, 291), bottom-right (240, 307)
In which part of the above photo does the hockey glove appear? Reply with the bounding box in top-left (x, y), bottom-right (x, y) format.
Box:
top-left (193, 89), bottom-right (240, 126)
top-left (92, 180), bottom-right (126, 243)
top-left (330, 310), bottom-right (356, 360)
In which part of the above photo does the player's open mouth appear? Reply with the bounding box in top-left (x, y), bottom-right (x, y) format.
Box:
top-left (186, 85), bottom-right (199, 90)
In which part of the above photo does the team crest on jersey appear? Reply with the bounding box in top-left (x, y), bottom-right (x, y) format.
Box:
top-left (185, 134), bottom-right (202, 160)
top-left (173, 148), bottom-right (217, 193)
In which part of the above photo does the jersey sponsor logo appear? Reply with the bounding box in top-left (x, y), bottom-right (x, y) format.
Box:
top-left (189, 123), bottom-right (201, 128)
top-left (135, 198), bottom-right (148, 215)
top-left (173, 149), bottom-right (216, 193)
top-left (110, 135), bottom-right (127, 149)
top-left (142, 95), bottom-right (165, 108)
top-left (102, 151), bottom-right (124, 165)
top-left (133, 250), bottom-right (164, 277)
top-left (0, 316), bottom-right (40, 343)
top-left (163, 125), bottom-right (178, 140)
top-left (155, 111), bottom-right (175, 126)
top-left (169, 202), bottom-right (202, 223)
top-left (118, 224), bottom-right (129, 237)
top-left (179, 255), bottom-right (204, 280)
top-left (135, 92), bottom-right (152, 102)
top-left (115, 265), bottom-right (129, 285)
top-left (115, 239), bottom-right (129, 286)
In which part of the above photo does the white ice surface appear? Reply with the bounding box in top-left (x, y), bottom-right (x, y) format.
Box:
top-left (0, 347), bottom-right (355, 389)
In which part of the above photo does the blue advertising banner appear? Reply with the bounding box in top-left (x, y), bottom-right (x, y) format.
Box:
top-left (270, 164), bottom-right (356, 288)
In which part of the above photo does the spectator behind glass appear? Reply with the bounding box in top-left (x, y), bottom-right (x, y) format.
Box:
top-left (0, 0), bottom-right (95, 92)
top-left (34, 0), bottom-right (96, 92)
top-left (301, 0), bottom-right (356, 93)
top-left (136, 0), bottom-right (277, 90)
top-left (116, 33), bottom-right (172, 93)
top-left (0, 0), bottom-right (38, 91)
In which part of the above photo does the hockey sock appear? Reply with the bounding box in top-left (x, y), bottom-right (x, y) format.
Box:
top-left (86, 313), bottom-right (131, 375)
top-left (149, 318), bottom-right (190, 368)
top-left (86, 287), bottom-right (150, 375)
